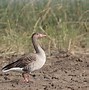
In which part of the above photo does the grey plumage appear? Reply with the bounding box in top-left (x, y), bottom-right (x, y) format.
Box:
top-left (2, 33), bottom-right (46, 82)
top-left (2, 54), bottom-right (36, 73)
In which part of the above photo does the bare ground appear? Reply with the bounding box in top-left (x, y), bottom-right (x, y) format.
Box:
top-left (0, 52), bottom-right (89, 90)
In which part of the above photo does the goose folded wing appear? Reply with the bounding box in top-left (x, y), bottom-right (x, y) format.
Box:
top-left (2, 54), bottom-right (36, 70)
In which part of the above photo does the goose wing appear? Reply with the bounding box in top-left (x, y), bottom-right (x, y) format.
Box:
top-left (2, 53), bottom-right (36, 72)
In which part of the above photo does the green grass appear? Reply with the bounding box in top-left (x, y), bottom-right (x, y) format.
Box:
top-left (0, 0), bottom-right (89, 56)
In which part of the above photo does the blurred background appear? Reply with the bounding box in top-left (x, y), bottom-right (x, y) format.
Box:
top-left (0, 0), bottom-right (89, 56)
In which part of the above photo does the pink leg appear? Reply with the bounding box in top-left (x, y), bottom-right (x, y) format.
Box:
top-left (22, 73), bottom-right (30, 83)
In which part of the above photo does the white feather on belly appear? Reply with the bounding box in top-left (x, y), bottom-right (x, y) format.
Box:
top-left (2, 67), bottom-right (23, 73)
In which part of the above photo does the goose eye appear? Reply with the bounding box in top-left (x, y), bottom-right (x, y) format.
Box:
top-left (36, 33), bottom-right (39, 36)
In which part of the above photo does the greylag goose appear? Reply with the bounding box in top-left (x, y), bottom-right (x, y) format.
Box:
top-left (2, 33), bottom-right (46, 82)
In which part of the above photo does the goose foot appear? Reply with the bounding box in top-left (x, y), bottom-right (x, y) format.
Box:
top-left (22, 73), bottom-right (29, 83)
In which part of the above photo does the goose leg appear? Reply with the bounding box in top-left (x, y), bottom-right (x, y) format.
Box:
top-left (22, 73), bottom-right (29, 83)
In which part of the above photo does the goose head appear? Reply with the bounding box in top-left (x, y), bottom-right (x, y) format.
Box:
top-left (32, 33), bottom-right (46, 39)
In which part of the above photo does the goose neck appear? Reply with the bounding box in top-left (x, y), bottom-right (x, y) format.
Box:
top-left (32, 37), bottom-right (44, 54)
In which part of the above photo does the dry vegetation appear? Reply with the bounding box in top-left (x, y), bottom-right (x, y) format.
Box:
top-left (0, 0), bottom-right (89, 56)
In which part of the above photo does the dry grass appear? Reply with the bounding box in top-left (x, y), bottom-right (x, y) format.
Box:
top-left (0, 0), bottom-right (89, 57)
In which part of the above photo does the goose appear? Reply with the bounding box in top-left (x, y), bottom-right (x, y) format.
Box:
top-left (2, 33), bottom-right (46, 82)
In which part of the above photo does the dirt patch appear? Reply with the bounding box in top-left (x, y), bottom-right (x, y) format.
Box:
top-left (0, 52), bottom-right (89, 90)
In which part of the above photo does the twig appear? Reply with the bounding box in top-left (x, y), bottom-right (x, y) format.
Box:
top-left (68, 39), bottom-right (72, 51)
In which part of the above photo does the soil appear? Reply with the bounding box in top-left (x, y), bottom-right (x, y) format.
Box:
top-left (0, 51), bottom-right (89, 90)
